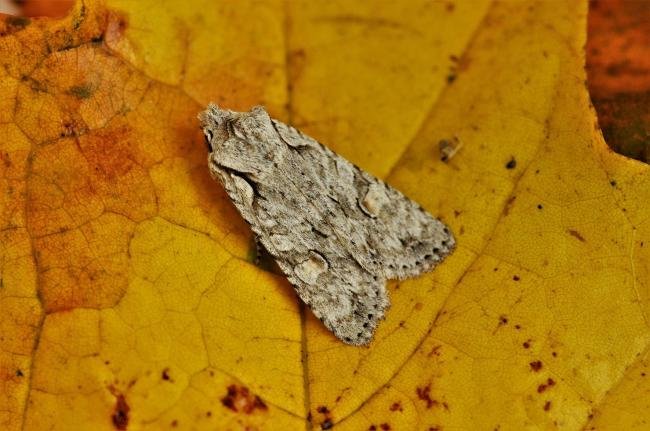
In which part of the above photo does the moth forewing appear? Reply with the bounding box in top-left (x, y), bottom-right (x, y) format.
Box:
top-left (200, 104), bottom-right (455, 345)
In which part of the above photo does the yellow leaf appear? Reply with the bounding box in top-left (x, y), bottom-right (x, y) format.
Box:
top-left (1, 1), bottom-right (648, 430)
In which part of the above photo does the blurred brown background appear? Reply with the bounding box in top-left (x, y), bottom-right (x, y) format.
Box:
top-left (587, 0), bottom-right (650, 162)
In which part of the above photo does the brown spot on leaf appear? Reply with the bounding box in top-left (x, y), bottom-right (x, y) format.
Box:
top-left (428, 345), bottom-right (442, 357)
top-left (161, 367), bottom-right (171, 381)
top-left (505, 157), bottom-right (517, 169)
top-left (0, 152), bottom-right (11, 168)
top-left (568, 229), bottom-right (586, 242)
top-left (537, 378), bottom-right (556, 393)
top-left (529, 360), bottom-right (543, 372)
top-left (111, 393), bottom-right (130, 430)
top-left (321, 419), bottom-right (334, 430)
top-left (60, 118), bottom-right (85, 138)
top-left (67, 83), bottom-right (94, 99)
top-left (221, 384), bottom-right (268, 414)
top-left (380, 424), bottom-right (391, 430)
top-left (416, 384), bottom-right (439, 409)
top-left (291, 48), bottom-right (306, 59)
top-left (316, 403), bottom-right (334, 428)
top-left (503, 195), bottom-right (516, 216)
top-left (543, 400), bottom-right (552, 411)
top-left (389, 401), bottom-right (403, 412)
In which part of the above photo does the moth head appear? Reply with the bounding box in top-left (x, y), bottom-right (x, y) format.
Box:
top-left (198, 103), bottom-right (234, 154)
top-left (199, 104), bottom-right (276, 178)
top-left (199, 104), bottom-right (273, 152)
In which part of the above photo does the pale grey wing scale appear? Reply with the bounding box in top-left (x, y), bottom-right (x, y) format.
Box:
top-left (270, 119), bottom-right (455, 281)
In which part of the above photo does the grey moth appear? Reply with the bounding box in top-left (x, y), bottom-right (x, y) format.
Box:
top-left (199, 105), bottom-right (455, 345)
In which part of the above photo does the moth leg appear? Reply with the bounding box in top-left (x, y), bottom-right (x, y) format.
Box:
top-left (252, 235), bottom-right (283, 275)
